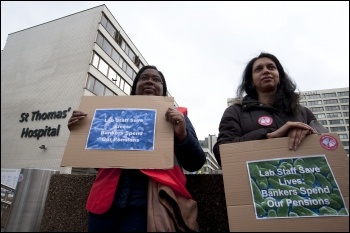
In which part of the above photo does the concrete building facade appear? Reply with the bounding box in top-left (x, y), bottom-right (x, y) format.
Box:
top-left (198, 134), bottom-right (221, 174)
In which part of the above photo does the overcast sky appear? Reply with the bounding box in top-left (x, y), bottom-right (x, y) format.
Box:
top-left (1, 1), bottom-right (349, 139)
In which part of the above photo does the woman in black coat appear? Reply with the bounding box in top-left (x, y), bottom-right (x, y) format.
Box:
top-left (213, 52), bottom-right (320, 166)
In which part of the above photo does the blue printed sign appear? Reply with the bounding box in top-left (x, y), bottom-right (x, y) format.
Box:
top-left (86, 109), bottom-right (156, 150)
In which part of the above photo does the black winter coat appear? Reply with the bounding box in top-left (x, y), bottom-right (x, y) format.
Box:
top-left (213, 95), bottom-right (316, 166)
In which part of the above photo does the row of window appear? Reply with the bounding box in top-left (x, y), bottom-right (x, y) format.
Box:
top-left (91, 13), bottom-right (175, 98)
top-left (97, 31), bottom-right (137, 80)
top-left (309, 105), bottom-right (349, 112)
top-left (317, 119), bottom-right (349, 125)
top-left (91, 52), bottom-right (131, 95)
top-left (301, 91), bottom-right (349, 99)
top-left (94, 25), bottom-right (174, 98)
top-left (337, 133), bottom-right (349, 139)
top-left (301, 99), bottom-right (349, 106)
top-left (86, 74), bottom-right (116, 96)
top-left (318, 125), bottom-right (349, 134)
top-left (315, 112), bottom-right (349, 118)
top-left (100, 13), bottom-right (143, 70)
top-left (327, 126), bottom-right (348, 132)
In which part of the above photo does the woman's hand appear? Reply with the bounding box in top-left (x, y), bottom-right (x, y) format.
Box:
top-left (67, 110), bottom-right (87, 131)
top-left (287, 127), bottom-right (313, 150)
top-left (267, 121), bottom-right (315, 150)
top-left (165, 107), bottom-right (187, 143)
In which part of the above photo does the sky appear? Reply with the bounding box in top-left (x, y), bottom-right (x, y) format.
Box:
top-left (1, 1), bottom-right (349, 140)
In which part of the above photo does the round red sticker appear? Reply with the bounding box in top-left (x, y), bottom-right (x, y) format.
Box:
top-left (320, 135), bottom-right (338, 150)
top-left (258, 116), bottom-right (273, 126)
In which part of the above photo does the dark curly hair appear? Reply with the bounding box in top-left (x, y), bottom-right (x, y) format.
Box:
top-left (130, 65), bottom-right (168, 96)
top-left (237, 52), bottom-right (301, 116)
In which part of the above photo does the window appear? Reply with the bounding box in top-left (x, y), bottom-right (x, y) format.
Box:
top-left (126, 64), bottom-right (133, 78)
top-left (122, 59), bottom-right (127, 71)
top-left (115, 30), bottom-right (122, 45)
top-left (121, 40), bottom-right (126, 50)
top-left (113, 74), bottom-right (121, 86)
top-left (322, 93), bottom-right (336, 98)
top-left (310, 107), bottom-right (324, 112)
top-left (338, 91), bottom-right (349, 97)
top-left (118, 61), bottom-right (136, 80)
top-left (118, 57), bottom-right (124, 67)
top-left (111, 49), bottom-right (121, 64)
top-left (342, 105), bottom-right (349, 110)
top-left (329, 119), bottom-right (344, 125)
top-left (120, 79), bottom-right (125, 90)
top-left (324, 99), bottom-right (338, 104)
top-left (92, 53), bottom-right (99, 68)
top-left (340, 98), bottom-right (349, 103)
top-left (308, 94), bottom-right (321, 99)
top-left (329, 126), bottom-right (346, 132)
top-left (308, 100), bottom-right (322, 105)
top-left (106, 21), bottom-right (116, 38)
top-left (327, 112), bottom-right (342, 118)
top-left (98, 59), bottom-right (108, 76)
top-left (101, 14), bottom-right (108, 28)
top-left (94, 80), bottom-right (105, 96)
top-left (104, 88), bottom-right (114, 96)
top-left (135, 56), bottom-right (140, 67)
top-left (139, 62), bottom-right (144, 69)
top-left (86, 75), bottom-right (95, 91)
top-left (124, 82), bottom-right (131, 94)
top-left (91, 52), bottom-right (132, 95)
top-left (318, 120), bottom-right (327, 125)
top-left (102, 40), bottom-right (112, 56)
top-left (125, 46), bottom-right (130, 58)
top-left (325, 106), bottom-right (340, 111)
top-left (96, 33), bottom-right (103, 47)
top-left (86, 74), bottom-right (117, 96)
top-left (338, 134), bottom-right (348, 139)
top-left (315, 113), bottom-right (326, 119)
top-left (127, 46), bottom-right (136, 62)
top-left (108, 69), bottom-right (117, 83)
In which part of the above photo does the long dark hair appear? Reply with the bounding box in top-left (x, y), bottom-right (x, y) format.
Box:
top-left (130, 65), bottom-right (168, 96)
top-left (237, 52), bottom-right (300, 116)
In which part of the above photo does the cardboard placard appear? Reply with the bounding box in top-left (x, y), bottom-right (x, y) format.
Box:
top-left (220, 133), bottom-right (349, 232)
top-left (61, 96), bottom-right (175, 169)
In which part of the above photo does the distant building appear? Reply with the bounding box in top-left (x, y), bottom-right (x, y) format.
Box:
top-left (197, 134), bottom-right (221, 174)
top-left (299, 87), bottom-right (349, 156)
